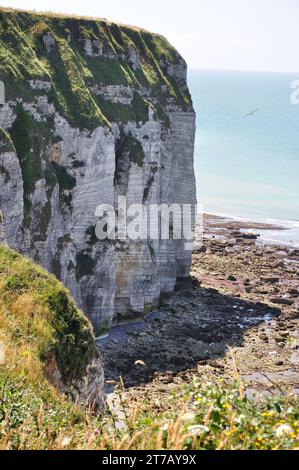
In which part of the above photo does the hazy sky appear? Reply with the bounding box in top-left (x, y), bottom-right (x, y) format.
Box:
top-left (1, 0), bottom-right (299, 72)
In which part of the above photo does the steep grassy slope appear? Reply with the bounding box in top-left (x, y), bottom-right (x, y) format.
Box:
top-left (0, 245), bottom-right (96, 384)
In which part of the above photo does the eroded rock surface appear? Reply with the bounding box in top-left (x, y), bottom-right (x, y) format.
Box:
top-left (0, 10), bottom-right (196, 333)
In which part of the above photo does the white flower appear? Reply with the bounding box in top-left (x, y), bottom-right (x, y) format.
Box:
top-left (187, 425), bottom-right (209, 436)
top-left (60, 435), bottom-right (72, 448)
top-left (235, 413), bottom-right (246, 424)
top-left (160, 423), bottom-right (169, 432)
top-left (276, 424), bottom-right (292, 438)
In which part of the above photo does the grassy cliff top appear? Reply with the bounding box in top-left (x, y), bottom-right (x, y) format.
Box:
top-left (0, 7), bottom-right (192, 129)
top-left (0, 245), bottom-right (95, 385)
top-left (0, 6), bottom-right (158, 34)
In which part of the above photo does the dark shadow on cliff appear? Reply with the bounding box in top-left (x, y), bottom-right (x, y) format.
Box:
top-left (97, 277), bottom-right (281, 389)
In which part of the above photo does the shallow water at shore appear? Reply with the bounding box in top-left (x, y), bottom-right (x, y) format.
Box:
top-left (203, 212), bottom-right (299, 248)
top-left (256, 224), bottom-right (299, 248)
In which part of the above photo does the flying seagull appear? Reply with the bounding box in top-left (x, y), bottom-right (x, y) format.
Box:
top-left (243, 108), bottom-right (259, 119)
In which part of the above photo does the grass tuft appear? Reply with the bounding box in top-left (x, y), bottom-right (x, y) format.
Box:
top-left (0, 245), bottom-right (95, 384)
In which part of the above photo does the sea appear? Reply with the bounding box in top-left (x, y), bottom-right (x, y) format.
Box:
top-left (188, 69), bottom-right (299, 247)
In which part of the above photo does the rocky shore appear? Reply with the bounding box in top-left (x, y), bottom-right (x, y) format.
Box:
top-left (98, 214), bottom-right (299, 408)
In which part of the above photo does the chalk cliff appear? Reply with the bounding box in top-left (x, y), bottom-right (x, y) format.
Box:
top-left (0, 8), bottom-right (196, 334)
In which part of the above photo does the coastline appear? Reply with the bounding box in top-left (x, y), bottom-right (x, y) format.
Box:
top-left (201, 213), bottom-right (299, 248)
top-left (98, 216), bottom-right (298, 407)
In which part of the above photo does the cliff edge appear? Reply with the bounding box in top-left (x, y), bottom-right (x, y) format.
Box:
top-left (0, 8), bottom-right (196, 333)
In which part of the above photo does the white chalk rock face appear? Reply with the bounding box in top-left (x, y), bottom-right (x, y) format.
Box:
top-left (0, 151), bottom-right (24, 249)
top-left (0, 13), bottom-right (196, 335)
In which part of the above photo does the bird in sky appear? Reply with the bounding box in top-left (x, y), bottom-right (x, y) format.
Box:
top-left (243, 108), bottom-right (259, 118)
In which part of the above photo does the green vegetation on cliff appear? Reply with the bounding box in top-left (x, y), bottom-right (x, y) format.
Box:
top-left (0, 127), bottom-right (16, 154)
top-left (0, 128), bottom-right (15, 183)
top-left (8, 102), bottom-right (76, 230)
top-left (9, 103), bottom-right (51, 222)
top-left (0, 245), bottom-right (95, 383)
top-left (0, 7), bottom-right (193, 238)
top-left (0, 7), bottom-right (192, 131)
top-left (116, 132), bottom-right (146, 169)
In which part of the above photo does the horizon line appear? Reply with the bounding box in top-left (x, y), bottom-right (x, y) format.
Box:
top-left (188, 67), bottom-right (299, 75)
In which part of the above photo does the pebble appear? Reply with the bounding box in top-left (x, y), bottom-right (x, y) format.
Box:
top-left (270, 298), bottom-right (294, 306)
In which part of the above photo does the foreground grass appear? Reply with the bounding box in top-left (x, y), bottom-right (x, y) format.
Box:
top-left (0, 245), bottom-right (298, 450)
top-left (0, 373), bottom-right (298, 450)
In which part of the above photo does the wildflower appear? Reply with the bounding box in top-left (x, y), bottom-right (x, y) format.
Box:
top-left (60, 435), bottom-right (72, 448)
top-left (276, 424), bottom-right (293, 438)
top-left (235, 413), bottom-right (246, 424)
top-left (188, 425), bottom-right (209, 437)
top-left (160, 423), bottom-right (169, 432)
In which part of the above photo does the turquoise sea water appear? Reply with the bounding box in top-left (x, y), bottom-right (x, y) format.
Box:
top-left (188, 69), bottom-right (299, 246)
